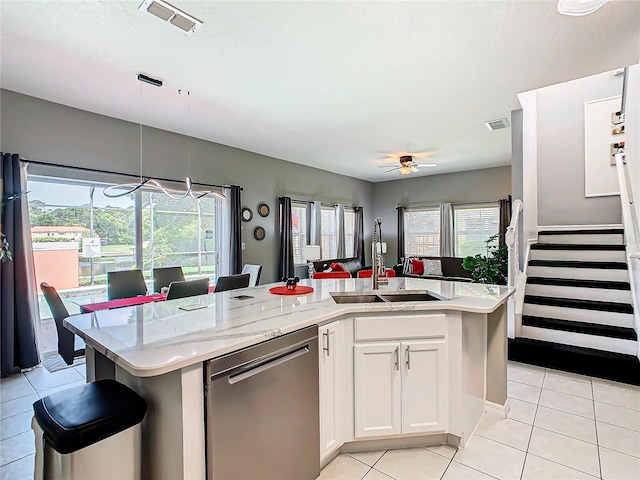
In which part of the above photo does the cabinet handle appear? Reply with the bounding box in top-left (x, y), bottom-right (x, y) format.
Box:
top-left (394, 346), bottom-right (399, 371)
top-left (323, 331), bottom-right (330, 356)
top-left (405, 345), bottom-right (411, 370)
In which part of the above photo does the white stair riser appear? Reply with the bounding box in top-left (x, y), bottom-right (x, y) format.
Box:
top-left (525, 284), bottom-right (632, 304)
top-left (520, 325), bottom-right (637, 356)
top-left (530, 249), bottom-right (626, 262)
top-left (527, 266), bottom-right (629, 282)
top-left (523, 303), bottom-right (634, 328)
top-left (538, 234), bottom-right (624, 245)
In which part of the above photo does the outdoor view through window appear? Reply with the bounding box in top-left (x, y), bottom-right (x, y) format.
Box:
top-left (28, 178), bottom-right (219, 353)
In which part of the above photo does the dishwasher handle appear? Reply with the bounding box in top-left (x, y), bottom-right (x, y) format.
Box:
top-left (227, 345), bottom-right (310, 385)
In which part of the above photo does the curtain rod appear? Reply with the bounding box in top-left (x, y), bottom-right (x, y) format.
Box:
top-left (399, 199), bottom-right (501, 210)
top-left (289, 198), bottom-right (362, 209)
top-left (19, 158), bottom-right (240, 191)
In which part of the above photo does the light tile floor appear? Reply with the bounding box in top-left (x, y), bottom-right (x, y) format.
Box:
top-left (1, 362), bottom-right (638, 480)
top-left (318, 362), bottom-right (640, 480)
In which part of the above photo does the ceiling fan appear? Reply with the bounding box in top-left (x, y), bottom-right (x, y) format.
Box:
top-left (379, 152), bottom-right (437, 176)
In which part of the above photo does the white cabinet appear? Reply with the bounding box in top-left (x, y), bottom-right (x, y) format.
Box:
top-left (353, 315), bottom-right (448, 439)
top-left (319, 320), bottom-right (344, 460)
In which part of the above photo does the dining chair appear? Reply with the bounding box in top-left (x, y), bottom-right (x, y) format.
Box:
top-left (107, 270), bottom-right (147, 300)
top-left (240, 264), bottom-right (262, 287)
top-left (166, 278), bottom-right (210, 301)
top-left (40, 282), bottom-right (85, 366)
top-left (312, 271), bottom-right (351, 279)
top-left (153, 266), bottom-right (185, 293)
top-left (214, 274), bottom-right (251, 293)
top-left (356, 269), bottom-right (396, 278)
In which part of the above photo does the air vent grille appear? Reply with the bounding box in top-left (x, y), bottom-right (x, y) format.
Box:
top-left (485, 118), bottom-right (510, 131)
top-left (139, 0), bottom-right (203, 35)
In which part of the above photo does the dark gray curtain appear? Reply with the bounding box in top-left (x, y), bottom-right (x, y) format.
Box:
top-left (498, 196), bottom-right (512, 247)
top-left (397, 206), bottom-right (406, 263)
top-left (354, 207), bottom-right (365, 266)
top-left (278, 196), bottom-right (294, 280)
top-left (1, 153), bottom-right (40, 377)
top-left (229, 185), bottom-right (242, 274)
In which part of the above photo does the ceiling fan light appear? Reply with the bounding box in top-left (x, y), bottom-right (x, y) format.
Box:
top-left (399, 166), bottom-right (413, 175)
top-left (557, 0), bottom-right (609, 16)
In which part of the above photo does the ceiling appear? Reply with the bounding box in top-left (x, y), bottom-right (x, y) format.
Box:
top-left (1, 1), bottom-right (638, 182)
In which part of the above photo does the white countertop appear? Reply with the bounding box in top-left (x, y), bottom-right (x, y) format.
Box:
top-left (65, 277), bottom-right (513, 377)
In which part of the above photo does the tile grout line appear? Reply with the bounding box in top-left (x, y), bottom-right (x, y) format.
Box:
top-left (436, 450), bottom-right (454, 480)
top-left (592, 378), bottom-right (603, 479)
top-left (0, 449), bottom-right (35, 469)
top-left (519, 367), bottom-right (544, 480)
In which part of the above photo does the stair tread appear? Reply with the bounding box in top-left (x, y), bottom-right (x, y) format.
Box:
top-left (531, 243), bottom-right (626, 251)
top-left (524, 295), bottom-right (634, 314)
top-left (509, 338), bottom-right (640, 386)
top-left (538, 229), bottom-right (624, 235)
top-left (522, 315), bottom-right (638, 340)
top-left (527, 277), bottom-right (631, 290)
top-left (528, 259), bottom-right (628, 270)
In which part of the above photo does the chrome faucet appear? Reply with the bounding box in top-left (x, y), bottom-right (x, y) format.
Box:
top-left (372, 217), bottom-right (387, 289)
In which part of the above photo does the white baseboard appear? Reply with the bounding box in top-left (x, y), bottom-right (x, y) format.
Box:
top-left (485, 399), bottom-right (510, 419)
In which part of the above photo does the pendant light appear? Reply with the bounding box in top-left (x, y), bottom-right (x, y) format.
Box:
top-left (557, 0), bottom-right (610, 16)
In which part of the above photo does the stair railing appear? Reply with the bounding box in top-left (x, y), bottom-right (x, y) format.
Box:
top-left (506, 199), bottom-right (523, 290)
top-left (615, 153), bottom-right (640, 356)
top-left (506, 199), bottom-right (524, 338)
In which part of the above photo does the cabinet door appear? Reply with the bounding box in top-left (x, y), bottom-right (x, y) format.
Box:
top-left (401, 340), bottom-right (449, 434)
top-left (319, 321), bottom-right (343, 459)
top-left (354, 343), bottom-right (401, 438)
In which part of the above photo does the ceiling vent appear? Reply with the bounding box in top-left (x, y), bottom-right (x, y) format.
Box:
top-left (485, 118), bottom-right (510, 131)
top-left (138, 0), bottom-right (203, 35)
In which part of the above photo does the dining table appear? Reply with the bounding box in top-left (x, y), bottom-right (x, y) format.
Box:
top-left (78, 286), bottom-right (216, 313)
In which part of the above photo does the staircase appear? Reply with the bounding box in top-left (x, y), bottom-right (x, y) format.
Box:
top-left (509, 228), bottom-right (640, 385)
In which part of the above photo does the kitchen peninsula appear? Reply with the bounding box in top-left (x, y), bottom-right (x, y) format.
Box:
top-left (65, 277), bottom-right (513, 480)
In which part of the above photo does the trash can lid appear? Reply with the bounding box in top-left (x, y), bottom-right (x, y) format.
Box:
top-left (33, 379), bottom-right (147, 454)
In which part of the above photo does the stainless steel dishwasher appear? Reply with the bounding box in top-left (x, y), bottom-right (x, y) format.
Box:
top-left (205, 326), bottom-right (319, 480)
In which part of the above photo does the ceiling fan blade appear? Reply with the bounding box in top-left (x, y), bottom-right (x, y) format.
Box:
top-left (411, 151), bottom-right (431, 158)
top-left (415, 163), bottom-right (437, 168)
top-left (379, 164), bottom-right (399, 168)
top-left (411, 167), bottom-right (419, 173)
top-left (385, 166), bottom-right (401, 173)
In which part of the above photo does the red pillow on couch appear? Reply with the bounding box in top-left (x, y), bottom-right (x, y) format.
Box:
top-left (330, 262), bottom-right (346, 272)
top-left (411, 258), bottom-right (424, 275)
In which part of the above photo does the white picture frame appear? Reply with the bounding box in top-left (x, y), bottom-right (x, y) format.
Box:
top-left (584, 96), bottom-right (622, 197)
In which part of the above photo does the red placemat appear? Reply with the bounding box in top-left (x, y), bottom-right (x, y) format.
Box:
top-left (269, 286), bottom-right (314, 295)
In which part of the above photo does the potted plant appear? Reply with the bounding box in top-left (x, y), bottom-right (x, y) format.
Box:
top-left (462, 234), bottom-right (508, 285)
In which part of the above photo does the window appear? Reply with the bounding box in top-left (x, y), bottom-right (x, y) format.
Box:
top-left (454, 204), bottom-right (500, 257)
top-left (404, 208), bottom-right (440, 256)
top-left (291, 202), bottom-right (308, 265)
top-left (27, 176), bottom-right (223, 354)
top-left (320, 205), bottom-right (337, 260)
top-left (141, 191), bottom-right (218, 278)
top-left (344, 207), bottom-right (356, 258)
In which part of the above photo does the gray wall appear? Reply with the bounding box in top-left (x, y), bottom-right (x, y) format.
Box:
top-left (1, 89), bottom-right (374, 283)
top-left (511, 109), bottom-right (525, 264)
top-left (372, 166), bottom-right (512, 265)
top-left (536, 71), bottom-right (623, 226)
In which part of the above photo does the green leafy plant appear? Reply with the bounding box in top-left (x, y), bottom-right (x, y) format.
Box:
top-left (462, 233), bottom-right (508, 285)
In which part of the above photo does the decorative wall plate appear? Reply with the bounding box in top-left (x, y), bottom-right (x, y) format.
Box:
top-left (253, 226), bottom-right (266, 241)
top-left (241, 207), bottom-right (253, 222)
top-left (257, 202), bottom-right (270, 217)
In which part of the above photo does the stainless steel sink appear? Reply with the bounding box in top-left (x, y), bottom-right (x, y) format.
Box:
top-left (330, 294), bottom-right (386, 304)
top-left (379, 293), bottom-right (443, 302)
top-left (330, 292), bottom-right (447, 304)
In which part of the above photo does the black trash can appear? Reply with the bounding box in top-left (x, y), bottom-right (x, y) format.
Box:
top-left (32, 379), bottom-right (147, 480)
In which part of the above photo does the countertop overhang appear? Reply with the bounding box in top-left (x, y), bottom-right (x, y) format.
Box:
top-left (65, 278), bottom-right (514, 377)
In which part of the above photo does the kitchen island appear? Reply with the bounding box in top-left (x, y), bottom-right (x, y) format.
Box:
top-left (65, 277), bottom-right (513, 479)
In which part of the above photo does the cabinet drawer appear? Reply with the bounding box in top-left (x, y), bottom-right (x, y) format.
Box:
top-left (354, 314), bottom-right (447, 341)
